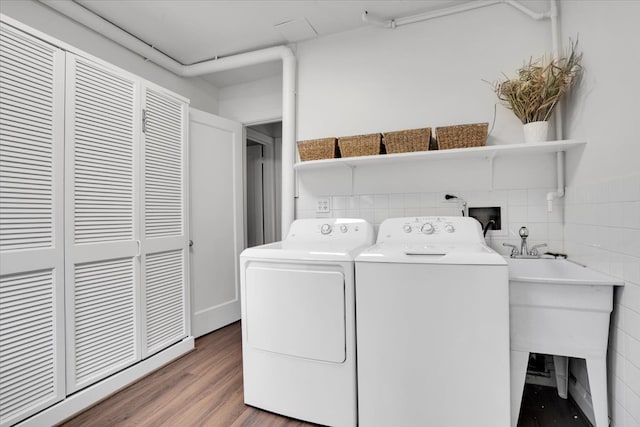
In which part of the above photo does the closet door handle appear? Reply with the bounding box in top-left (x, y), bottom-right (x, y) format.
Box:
top-left (135, 240), bottom-right (141, 257)
top-left (189, 240), bottom-right (194, 247)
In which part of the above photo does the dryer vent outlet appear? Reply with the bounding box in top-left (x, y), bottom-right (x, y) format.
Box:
top-left (468, 206), bottom-right (501, 231)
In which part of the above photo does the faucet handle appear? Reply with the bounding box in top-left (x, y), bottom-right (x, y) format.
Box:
top-left (502, 243), bottom-right (519, 258)
top-left (530, 244), bottom-right (547, 257)
top-left (519, 227), bottom-right (529, 238)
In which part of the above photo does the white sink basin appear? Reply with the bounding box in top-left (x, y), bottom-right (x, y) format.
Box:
top-left (507, 257), bottom-right (624, 427)
top-left (507, 257), bottom-right (624, 286)
top-left (508, 257), bottom-right (623, 353)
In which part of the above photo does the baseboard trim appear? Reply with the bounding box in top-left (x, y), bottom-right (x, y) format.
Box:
top-left (18, 337), bottom-right (195, 427)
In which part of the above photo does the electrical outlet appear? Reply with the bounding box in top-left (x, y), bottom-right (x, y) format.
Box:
top-left (316, 198), bottom-right (330, 213)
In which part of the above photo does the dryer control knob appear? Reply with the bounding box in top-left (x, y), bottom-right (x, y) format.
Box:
top-left (340, 224), bottom-right (348, 233)
top-left (421, 223), bottom-right (435, 234)
top-left (403, 225), bottom-right (412, 233)
top-left (444, 224), bottom-right (455, 233)
top-left (321, 224), bottom-right (332, 235)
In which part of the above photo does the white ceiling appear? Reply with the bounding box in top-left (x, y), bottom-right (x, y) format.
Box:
top-left (75, 0), bottom-right (478, 87)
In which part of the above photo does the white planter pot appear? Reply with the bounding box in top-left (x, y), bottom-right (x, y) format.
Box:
top-left (523, 121), bottom-right (549, 143)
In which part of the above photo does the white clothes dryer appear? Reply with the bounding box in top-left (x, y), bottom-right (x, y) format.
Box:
top-left (240, 218), bottom-right (374, 427)
top-left (355, 216), bottom-right (510, 427)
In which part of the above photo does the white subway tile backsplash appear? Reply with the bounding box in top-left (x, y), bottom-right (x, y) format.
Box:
top-left (547, 203), bottom-right (564, 223)
top-left (627, 335), bottom-right (640, 371)
top-left (621, 282), bottom-right (640, 313)
top-left (624, 308), bottom-right (640, 341)
top-left (359, 194), bottom-right (374, 209)
top-left (374, 209), bottom-right (389, 224)
top-left (509, 205), bottom-right (528, 223)
top-left (420, 192), bottom-right (438, 207)
top-left (403, 193), bottom-right (421, 208)
top-left (625, 355), bottom-right (640, 398)
top-left (626, 409), bottom-right (640, 427)
top-left (388, 194), bottom-right (404, 209)
top-left (625, 387), bottom-right (640, 426)
top-left (373, 194), bottom-right (389, 209)
top-left (622, 202), bottom-right (640, 229)
top-left (612, 402), bottom-right (626, 427)
top-left (527, 204), bottom-right (548, 223)
top-left (527, 188), bottom-right (549, 206)
top-left (388, 208), bottom-right (404, 219)
top-left (508, 189), bottom-right (527, 206)
top-left (359, 209), bottom-right (375, 224)
top-left (404, 208), bottom-right (421, 217)
top-left (331, 196), bottom-right (347, 210)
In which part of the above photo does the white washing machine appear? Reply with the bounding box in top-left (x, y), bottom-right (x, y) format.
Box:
top-left (240, 218), bottom-right (374, 427)
top-left (355, 216), bottom-right (510, 427)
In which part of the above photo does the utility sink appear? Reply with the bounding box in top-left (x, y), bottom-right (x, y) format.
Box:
top-left (507, 257), bottom-right (623, 427)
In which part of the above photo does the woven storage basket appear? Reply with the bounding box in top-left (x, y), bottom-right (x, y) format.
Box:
top-left (383, 128), bottom-right (431, 154)
top-left (297, 137), bottom-right (338, 161)
top-left (434, 123), bottom-right (488, 150)
top-left (338, 133), bottom-right (383, 158)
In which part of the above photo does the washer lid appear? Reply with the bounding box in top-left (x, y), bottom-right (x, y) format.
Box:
top-left (356, 242), bottom-right (507, 265)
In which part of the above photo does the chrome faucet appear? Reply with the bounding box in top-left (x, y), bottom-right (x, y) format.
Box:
top-left (503, 226), bottom-right (547, 258)
top-left (519, 226), bottom-right (529, 257)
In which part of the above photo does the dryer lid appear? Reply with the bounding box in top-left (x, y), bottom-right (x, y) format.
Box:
top-left (240, 218), bottom-right (375, 261)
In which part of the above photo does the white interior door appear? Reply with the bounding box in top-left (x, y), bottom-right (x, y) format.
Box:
top-left (0, 22), bottom-right (66, 425)
top-left (140, 84), bottom-right (189, 357)
top-left (64, 54), bottom-right (141, 393)
top-left (189, 108), bottom-right (243, 338)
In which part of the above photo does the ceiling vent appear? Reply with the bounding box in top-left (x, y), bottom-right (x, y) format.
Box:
top-left (274, 18), bottom-right (317, 43)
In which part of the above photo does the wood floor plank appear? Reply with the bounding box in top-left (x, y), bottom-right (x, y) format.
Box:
top-left (59, 322), bottom-right (315, 427)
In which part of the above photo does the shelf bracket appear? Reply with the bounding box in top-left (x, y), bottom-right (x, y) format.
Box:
top-left (346, 164), bottom-right (355, 195)
top-left (486, 152), bottom-right (497, 191)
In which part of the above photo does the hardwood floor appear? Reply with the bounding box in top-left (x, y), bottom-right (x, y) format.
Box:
top-left (60, 321), bottom-right (591, 427)
top-left (60, 322), bottom-right (313, 427)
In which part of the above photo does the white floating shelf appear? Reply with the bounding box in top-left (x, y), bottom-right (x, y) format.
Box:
top-left (294, 139), bottom-right (586, 171)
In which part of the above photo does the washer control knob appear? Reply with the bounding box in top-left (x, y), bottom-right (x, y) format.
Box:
top-left (340, 224), bottom-right (348, 233)
top-left (444, 224), bottom-right (455, 233)
top-left (403, 225), bottom-right (412, 233)
top-left (421, 223), bottom-right (435, 234)
top-left (320, 224), bottom-right (332, 235)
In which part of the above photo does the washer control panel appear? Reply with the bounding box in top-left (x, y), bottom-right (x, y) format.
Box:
top-left (377, 216), bottom-right (483, 244)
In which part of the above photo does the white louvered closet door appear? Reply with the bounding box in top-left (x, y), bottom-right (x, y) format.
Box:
top-left (65, 54), bottom-right (141, 393)
top-left (0, 23), bottom-right (65, 426)
top-left (141, 85), bottom-right (188, 358)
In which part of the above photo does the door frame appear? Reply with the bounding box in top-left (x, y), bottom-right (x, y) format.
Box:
top-left (189, 108), bottom-right (244, 337)
top-left (246, 128), bottom-right (277, 245)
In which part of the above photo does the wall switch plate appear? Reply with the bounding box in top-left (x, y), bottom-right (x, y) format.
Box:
top-left (316, 198), bottom-right (330, 213)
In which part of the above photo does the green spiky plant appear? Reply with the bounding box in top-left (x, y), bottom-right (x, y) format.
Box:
top-left (491, 40), bottom-right (583, 124)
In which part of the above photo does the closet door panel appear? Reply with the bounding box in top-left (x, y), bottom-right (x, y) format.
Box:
top-left (141, 86), bottom-right (188, 357)
top-left (0, 22), bottom-right (65, 426)
top-left (65, 54), bottom-right (141, 393)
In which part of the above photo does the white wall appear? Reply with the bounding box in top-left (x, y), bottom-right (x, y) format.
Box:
top-left (218, 74), bottom-right (282, 124)
top-left (296, 2), bottom-right (550, 143)
top-left (292, 2), bottom-right (563, 255)
top-left (561, 2), bottom-right (640, 427)
top-left (1, 0), bottom-right (219, 114)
